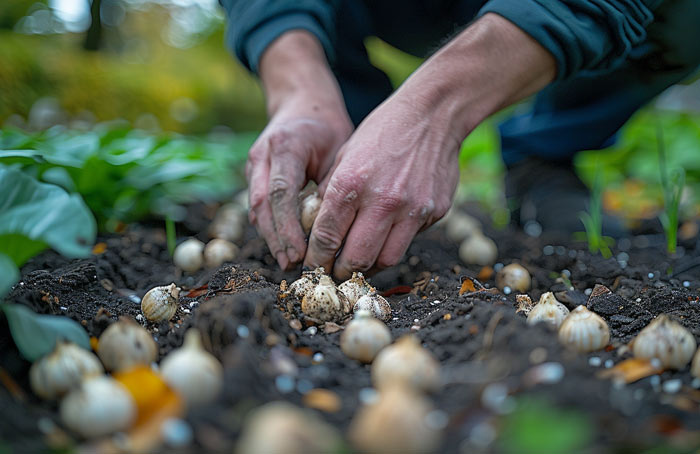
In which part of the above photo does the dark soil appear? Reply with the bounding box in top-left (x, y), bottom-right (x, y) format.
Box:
top-left (2, 214), bottom-right (700, 453)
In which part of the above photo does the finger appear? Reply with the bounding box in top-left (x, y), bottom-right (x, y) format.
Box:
top-left (303, 176), bottom-right (360, 271)
top-left (247, 151), bottom-right (289, 269)
top-left (373, 219), bottom-right (423, 272)
top-left (268, 147), bottom-right (308, 264)
top-left (332, 206), bottom-right (396, 281)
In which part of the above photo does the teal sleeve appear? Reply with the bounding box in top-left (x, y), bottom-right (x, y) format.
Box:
top-left (478, 0), bottom-right (665, 80)
top-left (219, 0), bottom-right (339, 74)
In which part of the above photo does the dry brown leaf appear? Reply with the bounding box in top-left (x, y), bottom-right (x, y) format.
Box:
top-left (597, 358), bottom-right (663, 383)
top-left (303, 389), bottom-right (342, 413)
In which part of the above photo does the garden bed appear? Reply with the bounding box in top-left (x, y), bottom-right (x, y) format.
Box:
top-left (2, 210), bottom-right (700, 453)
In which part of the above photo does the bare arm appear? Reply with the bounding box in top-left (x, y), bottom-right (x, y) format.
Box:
top-left (247, 31), bottom-right (352, 269)
top-left (304, 13), bottom-right (556, 278)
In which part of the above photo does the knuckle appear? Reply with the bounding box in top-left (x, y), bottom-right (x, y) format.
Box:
top-left (266, 129), bottom-right (294, 153)
top-left (326, 175), bottom-right (362, 205)
top-left (311, 227), bottom-right (343, 254)
top-left (375, 194), bottom-right (406, 213)
top-left (268, 175), bottom-right (291, 203)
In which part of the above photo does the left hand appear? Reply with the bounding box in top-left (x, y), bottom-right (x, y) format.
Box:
top-left (303, 94), bottom-right (460, 280)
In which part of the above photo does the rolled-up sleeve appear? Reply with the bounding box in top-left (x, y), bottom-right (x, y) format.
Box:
top-left (219, 0), bottom-right (340, 74)
top-left (478, 0), bottom-right (665, 80)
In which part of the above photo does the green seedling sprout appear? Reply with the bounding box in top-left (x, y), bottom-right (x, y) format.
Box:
top-left (578, 165), bottom-right (613, 259)
top-left (656, 121), bottom-right (685, 255)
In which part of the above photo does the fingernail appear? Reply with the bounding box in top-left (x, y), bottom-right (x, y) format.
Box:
top-left (276, 252), bottom-right (289, 270)
top-left (286, 247), bottom-right (300, 263)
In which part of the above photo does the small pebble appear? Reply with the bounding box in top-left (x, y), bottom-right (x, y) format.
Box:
top-left (469, 421), bottom-right (497, 447)
top-left (432, 300), bottom-right (441, 305)
top-left (647, 272), bottom-right (654, 279)
top-left (60, 306), bottom-right (68, 311)
top-left (562, 269), bottom-right (571, 278)
top-left (691, 378), bottom-right (700, 389)
top-left (503, 286), bottom-right (512, 295)
top-left (555, 246), bottom-right (566, 255)
top-left (584, 288), bottom-right (592, 296)
top-left (529, 347), bottom-right (547, 364)
top-left (424, 410), bottom-right (449, 430)
top-left (182, 308), bottom-right (190, 314)
top-left (413, 319), bottom-right (419, 323)
top-left (128, 294), bottom-right (141, 304)
top-left (524, 221), bottom-right (542, 238)
top-left (493, 263), bottom-right (504, 272)
top-left (135, 314), bottom-right (144, 322)
top-left (275, 374), bottom-right (295, 393)
top-left (683, 281), bottom-right (691, 288)
top-left (481, 383), bottom-right (515, 414)
top-left (568, 250), bottom-right (577, 258)
top-left (588, 357), bottom-right (602, 367)
top-left (189, 301), bottom-right (199, 308)
top-left (662, 379), bottom-right (682, 394)
top-left (358, 387), bottom-right (379, 405)
top-left (312, 352), bottom-right (324, 363)
top-left (636, 298), bottom-right (642, 303)
top-left (161, 418), bottom-right (193, 447)
top-left (543, 245), bottom-right (554, 256)
top-left (617, 252), bottom-right (629, 262)
top-left (650, 375), bottom-right (661, 391)
top-left (304, 326), bottom-right (318, 336)
top-left (392, 317), bottom-right (399, 321)
top-left (410, 325), bottom-right (421, 331)
top-left (237, 325), bottom-right (250, 338)
top-left (296, 379), bottom-right (314, 394)
top-left (604, 359), bottom-right (614, 368)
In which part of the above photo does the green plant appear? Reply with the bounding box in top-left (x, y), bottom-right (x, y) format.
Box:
top-left (656, 121), bottom-right (685, 255)
top-left (578, 166), bottom-right (613, 258)
top-left (0, 166), bottom-right (96, 296)
top-left (0, 125), bottom-right (256, 230)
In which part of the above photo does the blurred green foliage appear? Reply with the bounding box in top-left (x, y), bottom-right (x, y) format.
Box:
top-left (499, 396), bottom-right (594, 453)
top-left (0, 5), bottom-right (266, 133)
top-left (0, 124), bottom-right (255, 229)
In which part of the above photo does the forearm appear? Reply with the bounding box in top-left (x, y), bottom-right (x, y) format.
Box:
top-left (259, 30), bottom-right (348, 122)
top-left (396, 13), bottom-right (556, 141)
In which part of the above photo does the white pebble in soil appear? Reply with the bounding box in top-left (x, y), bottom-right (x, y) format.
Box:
top-left (237, 325), bottom-right (250, 338)
top-left (683, 281), bottom-right (691, 288)
top-left (161, 418), bottom-right (193, 447)
top-left (692, 378), bottom-right (700, 389)
top-left (662, 379), bottom-right (682, 394)
top-left (650, 375), bottom-right (661, 391)
top-left (604, 359), bottom-right (614, 368)
top-left (304, 326), bottom-right (318, 336)
top-left (493, 263), bottom-right (504, 272)
top-left (312, 352), bottom-right (324, 363)
top-left (503, 286), bottom-right (512, 295)
top-left (481, 383), bottom-right (515, 414)
top-left (296, 379), bottom-right (314, 394)
top-left (588, 357), bottom-right (602, 367)
top-left (358, 387), bottom-right (379, 405)
top-left (275, 374), bottom-right (295, 394)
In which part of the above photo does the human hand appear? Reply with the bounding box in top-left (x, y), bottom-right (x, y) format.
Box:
top-left (246, 100), bottom-right (351, 270)
top-left (246, 31), bottom-right (352, 270)
top-left (303, 94), bottom-right (461, 280)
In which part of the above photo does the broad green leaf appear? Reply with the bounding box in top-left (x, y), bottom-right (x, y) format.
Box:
top-left (0, 167), bottom-right (96, 265)
top-left (0, 303), bottom-right (90, 361)
top-left (0, 254), bottom-right (19, 298)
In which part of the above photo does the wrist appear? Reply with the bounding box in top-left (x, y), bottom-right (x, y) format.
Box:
top-left (396, 13), bottom-right (556, 141)
top-left (259, 31), bottom-right (347, 119)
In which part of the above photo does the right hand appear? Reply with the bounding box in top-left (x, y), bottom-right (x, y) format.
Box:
top-left (246, 96), bottom-right (352, 270)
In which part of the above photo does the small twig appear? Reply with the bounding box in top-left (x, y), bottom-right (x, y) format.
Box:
top-left (0, 366), bottom-right (27, 402)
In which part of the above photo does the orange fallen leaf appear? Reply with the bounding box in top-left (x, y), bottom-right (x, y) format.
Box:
top-left (113, 366), bottom-right (182, 426)
top-left (460, 276), bottom-right (487, 295)
top-left (597, 358), bottom-right (663, 384)
top-left (186, 284), bottom-right (209, 298)
top-left (302, 389), bottom-right (342, 413)
top-left (92, 242), bottom-right (107, 254)
top-left (477, 266), bottom-right (494, 281)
